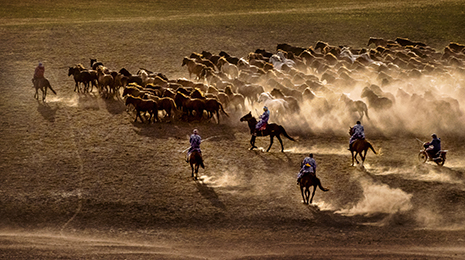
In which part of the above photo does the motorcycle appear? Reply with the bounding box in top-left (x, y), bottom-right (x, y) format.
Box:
top-left (418, 142), bottom-right (447, 166)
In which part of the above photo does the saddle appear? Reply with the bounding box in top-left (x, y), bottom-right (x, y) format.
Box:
top-left (258, 123), bottom-right (267, 131)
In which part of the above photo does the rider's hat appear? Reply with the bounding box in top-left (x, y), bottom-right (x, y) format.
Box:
top-left (38, 62), bottom-right (43, 67)
top-left (263, 106), bottom-right (268, 111)
top-left (356, 120), bottom-right (361, 124)
top-left (432, 133), bottom-right (437, 138)
top-left (193, 129), bottom-right (198, 134)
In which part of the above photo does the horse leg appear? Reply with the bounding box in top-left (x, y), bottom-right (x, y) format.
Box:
top-left (305, 187), bottom-right (310, 204)
top-left (191, 163), bottom-right (194, 178)
top-left (356, 152), bottom-right (360, 164)
top-left (42, 87), bottom-right (47, 101)
top-left (276, 135), bottom-right (284, 152)
top-left (266, 135), bottom-right (274, 152)
top-left (309, 185), bottom-right (317, 204)
top-left (300, 186), bottom-right (306, 203)
top-left (195, 164), bottom-right (199, 180)
top-left (250, 135), bottom-right (257, 150)
top-left (351, 151), bottom-right (355, 166)
top-left (135, 110), bottom-right (142, 123)
top-left (361, 150), bottom-right (367, 165)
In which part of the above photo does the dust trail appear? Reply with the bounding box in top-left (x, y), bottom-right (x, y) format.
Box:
top-left (369, 165), bottom-right (464, 185)
top-left (335, 176), bottom-right (413, 218)
top-left (45, 95), bottom-right (79, 107)
top-left (285, 144), bottom-right (347, 156)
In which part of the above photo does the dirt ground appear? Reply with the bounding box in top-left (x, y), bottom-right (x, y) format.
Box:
top-left (2, 8), bottom-right (465, 259)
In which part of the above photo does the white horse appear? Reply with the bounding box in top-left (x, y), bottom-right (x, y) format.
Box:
top-left (257, 92), bottom-right (289, 115)
top-left (269, 51), bottom-right (295, 70)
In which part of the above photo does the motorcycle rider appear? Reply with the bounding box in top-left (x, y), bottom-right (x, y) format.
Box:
top-left (424, 133), bottom-right (441, 159)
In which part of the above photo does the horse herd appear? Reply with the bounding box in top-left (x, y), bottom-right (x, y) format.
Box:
top-left (62, 36), bottom-right (465, 130)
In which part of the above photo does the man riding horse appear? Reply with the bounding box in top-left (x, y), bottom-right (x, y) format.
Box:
top-left (32, 62), bottom-right (45, 89)
top-left (297, 153), bottom-right (317, 184)
top-left (254, 106), bottom-right (269, 136)
top-left (349, 121), bottom-right (365, 150)
top-left (186, 129), bottom-right (202, 162)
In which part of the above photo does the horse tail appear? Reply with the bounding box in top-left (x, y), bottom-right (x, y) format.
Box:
top-left (44, 79), bottom-right (57, 95)
top-left (200, 158), bottom-right (205, 169)
top-left (368, 142), bottom-right (377, 154)
top-left (219, 103), bottom-right (229, 117)
top-left (280, 126), bottom-right (295, 141)
top-left (317, 177), bottom-right (329, 192)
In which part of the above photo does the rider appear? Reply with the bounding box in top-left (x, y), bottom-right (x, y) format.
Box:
top-left (254, 106), bottom-right (270, 136)
top-left (424, 133), bottom-right (441, 159)
top-left (186, 129), bottom-right (202, 162)
top-left (349, 121), bottom-right (365, 150)
top-left (297, 153), bottom-right (317, 184)
top-left (32, 62), bottom-right (45, 88)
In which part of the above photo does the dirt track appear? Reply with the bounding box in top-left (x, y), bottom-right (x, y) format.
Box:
top-left (2, 6), bottom-right (465, 259)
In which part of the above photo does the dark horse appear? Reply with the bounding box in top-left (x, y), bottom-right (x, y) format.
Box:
top-left (33, 78), bottom-right (56, 102)
top-left (349, 127), bottom-right (377, 166)
top-left (189, 150), bottom-right (204, 180)
top-left (300, 172), bottom-right (329, 205)
top-left (240, 112), bottom-right (295, 152)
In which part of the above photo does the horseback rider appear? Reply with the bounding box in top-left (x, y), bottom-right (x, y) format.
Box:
top-left (32, 62), bottom-right (45, 89)
top-left (186, 129), bottom-right (202, 162)
top-left (349, 121), bottom-right (365, 150)
top-left (297, 153), bottom-right (317, 184)
top-left (424, 133), bottom-right (441, 159)
top-left (254, 106), bottom-right (270, 136)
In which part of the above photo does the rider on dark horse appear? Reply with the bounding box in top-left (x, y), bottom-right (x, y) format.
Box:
top-left (32, 62), bottom-right (45, 89)
top-left (186, 129), bottom-right (202, 162)
top-left (254, 106), bottom-right (270, 136)
top-left (349, 121), bottom-right (365, 150)
top-left (297, 153), bottom-right (317, 184)
top-left (424, 133), bottom-right (441, 159)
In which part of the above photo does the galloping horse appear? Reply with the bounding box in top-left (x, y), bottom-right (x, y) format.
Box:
top-left (189, 150), bottom-right (204, 180)
top-left (300, 172), bottom-right (329, 205)
top-left (33, 78), bottom-right (56, 102)
top-left (240, 112), bottom-right (295, 152)
top-left (349, 127), bottom-right (377, 166)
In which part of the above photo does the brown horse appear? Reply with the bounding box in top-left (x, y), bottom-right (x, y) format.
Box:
top-left (240, 112), bottom-right (295, 152)
top-left (349, 127), bottom-right (377, 166)
top-left (33, 78), bottom-right (56, 101)
top-left (300, 172), bottom-right (329, 205)
top-left (189, 150), bottom-right (204, 180)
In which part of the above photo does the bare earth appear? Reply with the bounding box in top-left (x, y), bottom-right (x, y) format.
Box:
top-left (2, 10), bottom-right (465, 260)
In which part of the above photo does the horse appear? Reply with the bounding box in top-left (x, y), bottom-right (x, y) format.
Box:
top-left (349, 127), bottom-right (377, 166)
top-left (125, 95), bottom-right (158, 123)
top-left (204, 98), bottom-right (229, 124)
top-left (33, 78), bottom-right (56, 101)
top-left (339, 94), bottom-right (369, 120)
top-left (240, 111), bottom-right (295, 152)
top-left (300, 172), bottom-right (329, 205)
top-left (257, 92), bottom-right (288, 115)
top-left (68, 66), bottom-right (91, 93)
top-left (189, 150), bottom-right (204, 180)
top-left (182, 57), bottom-right (208, 80)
